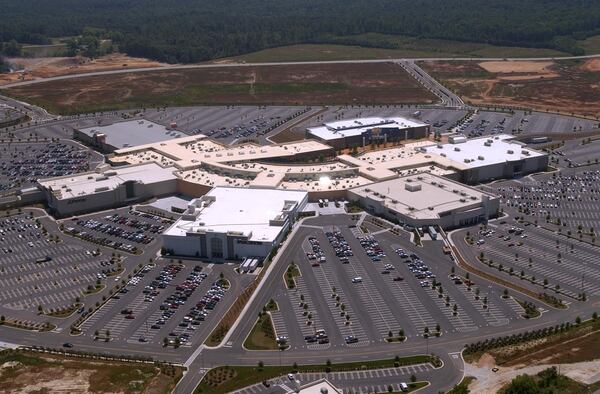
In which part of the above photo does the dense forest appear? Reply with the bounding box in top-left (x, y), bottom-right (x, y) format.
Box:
top-left (1, 0), bottom-right (600, 63)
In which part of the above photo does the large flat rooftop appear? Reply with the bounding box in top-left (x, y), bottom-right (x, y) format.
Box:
top-left (422, 134), bottom-right (544, 168)
top-left (307, 117), bottom-right (428, 140)
top-left (80, 119), bottom-right (188, 149)
top-left (163, 187), bottom-right (307, 242)
top-left (39, 162), bottom-right (177, 200)
top-left (350, 173), bottom-right (495, 220)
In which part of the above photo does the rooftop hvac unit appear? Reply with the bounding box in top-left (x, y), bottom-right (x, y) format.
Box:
top-left (408, 206), bottom-right (415, 211)
top-left (470, 196), bottom-right (477, 200)
top-left (454, 147), bottom-right (461, 151)
top-left (464, 159), bottom-right (471, 163)
top-left (522, 150), bottom-right (530, 155)
top-left (478, 155), bottom-right (485, 160)
top-left (484, 142), bottom-right (491, 147)
top-left (507, 150), bottom-right (514, 154)
top-left (417, 176), bottom-right (423, 180)
top-left (431, 181), bottom-right (437, 185)
top-left (487, 139), bottom-right (493, 143)
top-left (437, 144), bottom-right (443, 148)
top-left (428, 207), bottom-right (434, 210)
top-left (452, 189), bottom-right (459, 193)
top-left (105, 171), bottom-right (117, 176)
top-left (440, 153), bottom-right (446, 157)
top-left (405, 183), bottom-right (422, 192)
top-left (95, 186), bottom-right (109, 192)
top-left (460, 198), bottom-right (466, 202)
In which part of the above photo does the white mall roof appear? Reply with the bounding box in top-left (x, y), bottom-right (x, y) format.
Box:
top-left (422, 134), bottom-right (543, 168)
top-left (350, 173), bottom-right (495, 220)
top-left (163, 187), bottom-right (307, 243)
top-left (38, 163), bottom-right (177, 200)
top-left (307, 117), bottom-right (428, 141)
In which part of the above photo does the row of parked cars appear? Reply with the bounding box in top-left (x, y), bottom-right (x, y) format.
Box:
top-left (102, 213), bottom-right (167, 234)
top-left (325, 231), bottom-right (353, 264)
top-left (0, 142), bottom-right (90, 191)
top-left (358, 235), bottom-right (386, 261)
top-left (396, 249), bottom-right (436, 287)
top-left (307, 237), bottom-right (326, 266)
top-left (73, 218), bottom-right (155, 245)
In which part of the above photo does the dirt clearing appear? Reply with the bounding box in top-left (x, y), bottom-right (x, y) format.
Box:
top-left (465, 353), bottom-right (600, 394)
top-left (0, 53), bottom-right (167, 86)
top-left (4, 62), bottom-right (437, 115)
top-left (478, 60), bottom-right (554, 74)
top-left (421, 59), bottom-right (600, 118)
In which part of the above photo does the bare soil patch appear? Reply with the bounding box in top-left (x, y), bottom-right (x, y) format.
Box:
top-left (0, 53), bottom-right (167, 86)
top-left (478, 60), bottom-right (554, 74)
top-left (5, 62), bottom-right (437, 115)
top-left (421, 60), bottom-right (600, 118)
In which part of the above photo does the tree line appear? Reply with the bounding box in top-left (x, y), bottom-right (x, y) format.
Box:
top-left (1, 0), bottom-right (599, 63)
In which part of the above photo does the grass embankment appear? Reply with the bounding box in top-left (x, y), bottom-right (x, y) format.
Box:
top-left (464, 316), bottom-right (600, 366)
top-left (229, 34), bottom-right (569, 63)
top-left (0, 350), bottom-right (183, 394)
top-left (499, 367), bottom-right (599, 394)
top-left (447, 376), bottom-right (476, 394)
top-left (194, 355), bottom-right (438, 394)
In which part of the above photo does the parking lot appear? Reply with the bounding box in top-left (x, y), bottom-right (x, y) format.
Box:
top-left (78, 257), bottom-right (243, 349)
top-left (267, 215), bottom-right (523, 351)
top-left (0, 140), bottom-right (102, 193)
top-left (233, 362), bottom-right (435, 394)
top-left (142, 106), bottom-right (310, 145)
top-left (454, 110), bottom-right (596, 138)
top-left (64, 208), bottom-right (173, 254)
top-left (0, 211), bottom-right (132, 321)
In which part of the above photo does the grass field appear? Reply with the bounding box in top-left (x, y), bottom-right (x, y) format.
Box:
top-left (243, 313), bottom-right (279, 350)
top-left (0, 350), bottom-right (183, 394)
top-left (194, 355), bottom-right (436, 394)
top-left (228, 34), bottom-right (570, 63)
top-left (4, 62), bottom-right (437, 114)
top-left (577, 35), bottom-right (600, 55)
top-left (420, 59), bottom-right (600, 118)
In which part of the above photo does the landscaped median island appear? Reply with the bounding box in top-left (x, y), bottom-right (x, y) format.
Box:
top-left (284, 261), bottom-right (300, 289)
top-left (194, 355), bottom-right (441, 394)
top-left (243, 299), bottom-right (283, 350)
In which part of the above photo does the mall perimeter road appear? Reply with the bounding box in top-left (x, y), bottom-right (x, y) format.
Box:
top-left (1, 53), bottom-right (599, 90)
